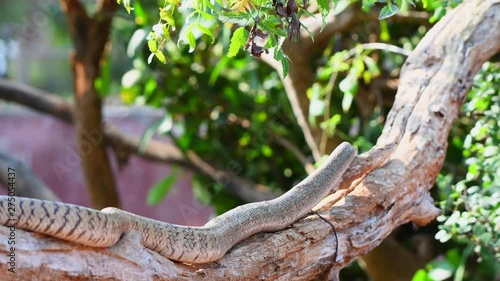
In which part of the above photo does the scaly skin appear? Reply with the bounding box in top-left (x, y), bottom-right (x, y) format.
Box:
top-left (0, 142), bottom-right (356, 263)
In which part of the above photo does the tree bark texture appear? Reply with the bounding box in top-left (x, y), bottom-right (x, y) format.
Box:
top-left (0, 0), bottom-right (498, 280)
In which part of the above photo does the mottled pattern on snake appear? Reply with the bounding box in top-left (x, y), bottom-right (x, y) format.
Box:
top-left (0, 142), bottom-right (356, 263)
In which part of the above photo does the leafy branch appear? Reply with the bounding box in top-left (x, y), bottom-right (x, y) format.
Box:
top-left (117, 0), bottom-right (432, 77)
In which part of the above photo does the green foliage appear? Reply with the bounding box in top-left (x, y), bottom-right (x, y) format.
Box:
top-left (117, 0), bottom-right (433, 76)
top-left (379, 3), bottom-right (399, 19)
top-left (419, 62), bottom-right (500, 280)
top-left (412, 256), bottom-right (456, 281)
top-left (363, 0), bottom-right (417, 19)
top-left (317, 0), bottom-right (331, 28)
top-left (228, 26), bottom-right (248, 57)
top-left (421, 0), bottom-right (463, 23)
top-left (439, 62), bottom-right (500, 257)
top-left (117, 0), bottom-right (133, 14)
top-left (95, 54), bottom-right (113, 97)
top-left (118, 2), bottom-right (306, 212)
top-left (310, 43), bottom-right (402, 142)
top-left (147, 167), bottom-right (179, 205)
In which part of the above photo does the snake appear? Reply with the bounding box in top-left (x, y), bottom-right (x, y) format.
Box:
top-left (0, 142), bottom-right (356, 263)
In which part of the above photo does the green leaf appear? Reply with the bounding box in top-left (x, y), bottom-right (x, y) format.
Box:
top-left (329, 51), bottom-right (350, 72)
top-left (379, 4), bottom-right (399, 20)
top-left (301, 21), bottom-right (315, 41)
top-left (317, 0), bottom-right (330, 25)
top-left (435, 229), bottom-right (452, 243)
top-left (339, 71), bottom-right (358, 112)
top-left (308, 83), bottom-right (325, 118)
top-left (146, 167), bottom-right (179, 206)
top-left (139, 119), bottom-right (162, 154)
top-left (157, 114), bottom-right (173, 134)
top-left (227, 27), bottom-right (248, 57)
top-left (445, 249), bottom-right (461, 268)
top-left (320, 114), bottom-right (342, 136)
top-left (162, 25), bottom-right (171, 41)
top-left (127, 29), bottom-right (147, 56)
top-left (187, 31), bottom-right (196, 53)
top-left (95, 54), bottom-right (112, 97)
top-left (309, 98), bottom-right (325, 119)
top-left (341, 91), bottom-right (354, 113)
top-left (148, 39), bottom-right (158, 53)
top-left (274, 48), bottom-right (290, 78)
top-left (339, 71), bottom-right (359, 96)
top-left (203, 0), bottom-right (216, 11)
top-left (144, 79), bottom-right (157, 98)
top-left (209, 56), bottom-right (229, 85)
top-left (261, 144), bottom-right (273, 157)
top-left (160, 8), bottom-right (175, 27)
top-left (281, 56), bottom-right (289, 78)
top-left (362, 56), bottom-right (380, 83)
top-left (219, 12), bottom-right (250, 25)
top-left (427, 260), bottom-right (454, 281)
top-left (120, 0), bottom-right (132, 14)
top-left (191, 176), bottom-right (211, 205)
top-left (121, 69), bottom-right (142, 88)
top-left (379, 20), bottom-right (390, 41)
top-left (259, 17), bottom-right (287, 37)
top-left (155, 51), bottom-right (167, 63)
top-left (411, 269), bottom-right (431, 281)
top-left (352, 57), bottom-right (365, 75)
top-left (430, 6), bottom-right (446, 23)
top-left (362, 0), bottom-right (378, 8)
top-left (133, 1), bottom-right (148, 25)
top-left (200, 11), bottom-right (216, 21)
top-left (363, 56), bottom-right (381, 76)
top-left (197, 24), bottom-right (215, 43)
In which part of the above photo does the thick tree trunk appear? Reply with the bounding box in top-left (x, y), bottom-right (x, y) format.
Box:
top-left (59, 0), bottom-right (120, 209)
top-left (0, 0), bottom-right (498, 280)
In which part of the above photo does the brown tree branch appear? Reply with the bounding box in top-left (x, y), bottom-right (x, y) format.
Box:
top-left (262, 3), bottom-right (431, 158)
top-left (271, 132), bottom-right (315, 174)
top-left (58, 0), bottom-right (121, 209)
top-left (0, 1), bottom-right (498, 279)
top-left (0, 79), bottom-right (279, 202)
top-left (261, 4), bottom-right (360, 160)
top-left (302, 4), bottom-right (430, 51)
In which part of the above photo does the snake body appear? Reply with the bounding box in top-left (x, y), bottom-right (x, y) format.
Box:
top-left (0, 142), bottom-right (356, 263)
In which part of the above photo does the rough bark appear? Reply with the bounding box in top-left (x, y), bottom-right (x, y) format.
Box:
top-left (0, 0), bottom-right (498, 280)
top-left (59, 0), bottom-right (121, 209)
top-left (259, 2), bottom-right (484, 280)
